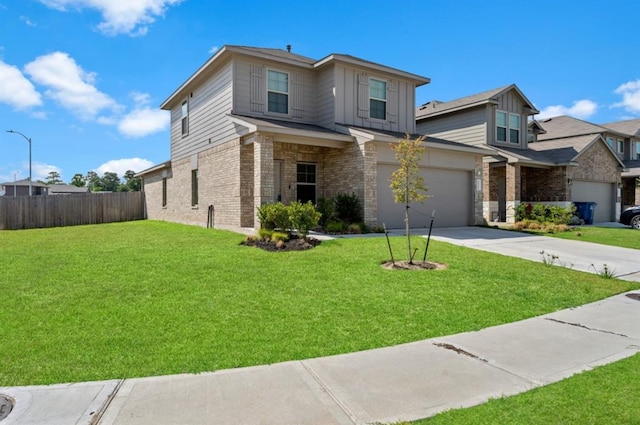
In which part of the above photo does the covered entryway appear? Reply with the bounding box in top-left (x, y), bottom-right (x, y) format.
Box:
top-left (376, 164), bottom-right (472, 228)
top-left (572, 181), bottom-right (615, 223)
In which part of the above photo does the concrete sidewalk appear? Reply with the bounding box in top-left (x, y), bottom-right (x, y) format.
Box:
top-left (2, 226), bottom-right (639, 424)
top-left (2, 292), bottom-right (638, 424)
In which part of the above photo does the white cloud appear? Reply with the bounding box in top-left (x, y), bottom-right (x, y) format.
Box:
top-left (32, 162), bottom-right (62, 181)
top-left (38, 0), bottom-right (184, 36)
top-left (20, 16), bottom-right (37, 26)
top-left (117, 91), bottom-right (169, 137)
top-left (613, 79), bottom-right (640, 114)
top-left (0, 60), bottom-right (42, 110)
top-left (537, 99), bottom-right (598, 120)
top-left (209, 45), bottom-right (219, 54)
top-left (24, 51), bottom-right (120, 121)
top-left (95, 158), bottom-right (154, 176)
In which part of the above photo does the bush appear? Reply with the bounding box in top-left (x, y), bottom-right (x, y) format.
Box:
top-left (346, 223), bottom-right (362, 234)
top-left (258, 228), bottom-right (273, 240)
top-left (288, 201), bottom-right (321, 238)
top-left (270, 231), bottom-right (289, 242)
top-left (257, 202), bottom-right (290, 231)
top-left (334, 193), bottom-right (362, 224)
top-left (326, 221), bottom-right (346, 234)
top-left (515, 203), bottom-right (574, 225)
top-left (370, 225), bottom-right (385, 233)
top-left (316, 197), bottom-right (335, 228)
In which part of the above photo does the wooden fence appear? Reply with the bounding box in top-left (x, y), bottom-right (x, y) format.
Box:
top-left (0, 192), bottom-right (146, 230)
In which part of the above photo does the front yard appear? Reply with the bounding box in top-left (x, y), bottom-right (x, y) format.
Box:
top-left (0, 221), bottom-right (637, 387)
top-left (549, 225), bottom-right (640, 250)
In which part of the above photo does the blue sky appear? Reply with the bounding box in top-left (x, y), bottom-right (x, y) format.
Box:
top-left (1, 0), bottom-right (639, 185)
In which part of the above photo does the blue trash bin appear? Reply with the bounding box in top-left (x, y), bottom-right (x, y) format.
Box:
top-left (574, 202), bottom-right (597, 225)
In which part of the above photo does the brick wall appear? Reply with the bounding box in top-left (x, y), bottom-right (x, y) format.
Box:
top-left (522, 166), bottom-right (569, 202)
top-left (571, 141), bottom-right (620, 183)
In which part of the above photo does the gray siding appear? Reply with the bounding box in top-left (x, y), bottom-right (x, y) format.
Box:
top-left (334, 64), bottom-right (416, 133)
top-left (232, 57), bottom-right (316, 123)
top-left (171, 61), bottom-right (235, 161)
top-left (416, 106), bottom-right (487, 146)
top-left (316, 66), bottom-right (336, 129)
top-left (495, 90), bottom-right (526, 148)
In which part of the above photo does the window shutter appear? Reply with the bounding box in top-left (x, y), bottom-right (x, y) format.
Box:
top-left (250, 65), bottom-right (265, 112)
top-left (387, 80), bottom-right (398, 124)
top-left (291, 73), bottom-right (304, 118)
top-left (357, 73), bottom-right (369, 118)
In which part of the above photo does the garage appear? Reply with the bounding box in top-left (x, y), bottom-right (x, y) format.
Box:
top-left (572, 180), bottom-right (615, 223)
top-left (376, 164), bottom-right (472, 228)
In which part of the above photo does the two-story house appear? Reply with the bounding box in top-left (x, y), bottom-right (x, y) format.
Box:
top-left (138, 46), bottom-right (487, 230)
top-left (416, 85), bottom-right (625, 223)
top-left (600, 118), bottom-right (640, 209)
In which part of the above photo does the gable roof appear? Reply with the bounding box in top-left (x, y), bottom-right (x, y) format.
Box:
top-left (537, 115), bottom-right (636, 141)
top-left (601, 118), bottom-right (640, 137)
top-left (416, 84), bottom-right (539, 120)
top-left (161, 45), bottom-right (430, 110)
top-left (48, 184), bottom-right (89, 194)
top-left (0, 178), bottom-right (47, 188)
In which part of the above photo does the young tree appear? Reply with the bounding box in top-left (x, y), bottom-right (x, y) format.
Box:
top-left (45, 171), bottom-right (64, 185)
top-left (122, 170), bottom-right (141, 192)
top-left (86, 171), bottom-right (102, 192)
top-left (389, 134), bottom-right (428, 263)
top-left (101, 172), bottom-right (121, 192)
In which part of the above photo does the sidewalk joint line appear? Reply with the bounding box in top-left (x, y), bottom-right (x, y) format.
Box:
top-left (88, 379), bottom-right (125, 425)
top-left (545, 318), bottom-right (629, 338)
top-left (300, 361), bottom-right (359, 425)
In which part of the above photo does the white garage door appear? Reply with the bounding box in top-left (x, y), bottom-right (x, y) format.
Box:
top-left (572, 181), bottom-right (615, 223)
top-left (377, 164), bottom-right (472, 228)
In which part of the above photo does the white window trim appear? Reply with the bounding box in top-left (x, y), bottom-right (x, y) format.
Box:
top-left (369, 78), bottom-right (387, 121)
top-left (495, 110), bottom-right (521, 145)
top-left (181, 99), bottom-right (189, 137)
top-left (617, 139), bottom-right (624, 153)
top-left (266, 69), bottom-right (289, 116)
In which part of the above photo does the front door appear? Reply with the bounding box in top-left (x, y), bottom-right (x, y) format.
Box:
top-left (498, 176), bottom-right (506, 221)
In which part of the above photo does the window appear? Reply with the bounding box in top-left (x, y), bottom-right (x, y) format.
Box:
top-left (191, 170), bottom-right (198, 207)
top-left (606, 137), bottom-right (614, 148)
top-left (496, 111), bottom-right (520, 144)
top-left (296, 163), bottom-right (316, 204)
top-left (181, 100), bottom-right (189, 135)
top-left (509, 114), bottom-right (520, 143)
top-left (617, 139), bottom-right (624, 153)
top-left (162, 177), bottom-right (167, 207)
top-left (635, 141), bottom-right (640, 160)
top-left (267, 70), bottom-right (288, 114)
top-left (369, 79), bottom-right (387, 120)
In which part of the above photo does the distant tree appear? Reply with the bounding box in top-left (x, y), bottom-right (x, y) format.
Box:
top-left (101, 172), bottom-right (121, 192)
top-left (70, 173), bottom-right (85, 187)
top-left (389, 134), bottom-right (429, 263)
top-left (45, 171), bottom-right (64, 185)
top-left (122, 169), bottom-right (141, 192)
top-left (86, 171), bottom-right (102, 192)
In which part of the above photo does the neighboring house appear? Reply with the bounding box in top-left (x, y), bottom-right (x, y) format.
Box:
top-left (415, 85), bottom-right (625, 223)
top-left (0, 179), bottom-right (48, 196)
top-left (47, 184), bottom-right (90, 195)
top-left (138, 45), bottom-right (487, 230)
top-left (600, 118), bottom-right (640, 208)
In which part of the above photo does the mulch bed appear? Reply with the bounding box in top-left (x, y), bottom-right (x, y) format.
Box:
top-left (381, 260), bottom-right (447, 270)
top-left (241, 236), bottom-right (321, 252)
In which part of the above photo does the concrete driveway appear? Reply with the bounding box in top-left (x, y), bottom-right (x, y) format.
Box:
top-left (429, 226), bottom-right (640, 282)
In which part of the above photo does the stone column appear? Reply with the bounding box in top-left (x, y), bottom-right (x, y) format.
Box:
top-left (505, 163), bottom-right (521, 223)
top-left (362, 141), bottom-right (377, 226)
top-left (253, 134), bottom-right (274, 229)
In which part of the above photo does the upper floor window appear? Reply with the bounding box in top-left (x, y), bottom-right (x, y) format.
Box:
top-left (606, 137), bottom-right (614, 148)
top-left (369, 79), bottom-right (387, 120)
top-left (635, 141), bottom-right (640, 159)
top-left (267, 70), bottom-right (288, 114)
top-left (617, 139), bottom-right (624, 154)
top-left (496, 111), bottom-right (521, 144)
top-left (181, 100), bottom-right (189, 135)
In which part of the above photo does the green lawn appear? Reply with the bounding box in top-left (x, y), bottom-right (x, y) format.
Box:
top-left (549, 225), bottom-right (640, 250)
top-left (413, 352), bottom-right (640, 424)
top-left (1, 221), bottom-right (637, 386)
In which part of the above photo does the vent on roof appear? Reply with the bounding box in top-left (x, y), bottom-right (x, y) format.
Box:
top-left (286, 44), bottom-right (291, 53)
top-left (542, 118), bottom-right (552, 123)
top-left (419, 101), bottom-right (441, 110)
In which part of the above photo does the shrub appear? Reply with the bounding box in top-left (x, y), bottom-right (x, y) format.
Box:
top-left (334, 193), bottom-right (362, 224)
top-left (270, 231), bottom-right (289, 242)
top-left (316, 197), bottom-right (335, 228)
top-left (326, 221), bottom-right (346, 234)
top-left (515, 203), bottom-right (574, 225)
top-left (257, 202), bottom-right (290, 231)
top-left (258, 228), bottom-right (273, 240)
top-left (346, 223), bottom-right (362, 234)
top-left (370, 225), bottom-right (385, 233)
top-left (288, 201), bottom-right (321, 238)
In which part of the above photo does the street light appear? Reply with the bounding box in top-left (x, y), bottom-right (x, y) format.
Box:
top-left (6, 130), bottom-right (32, 196)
